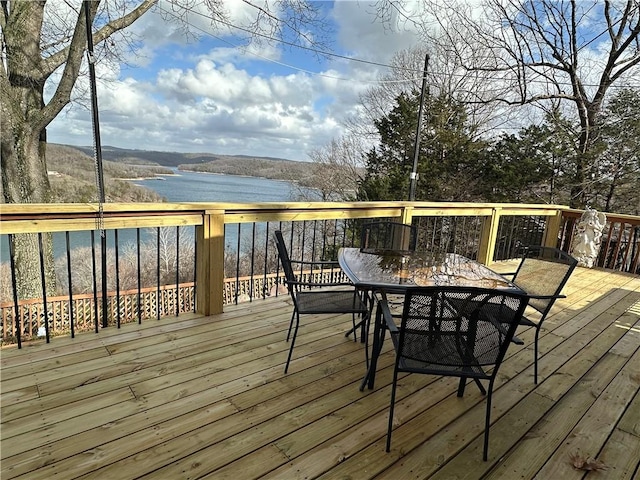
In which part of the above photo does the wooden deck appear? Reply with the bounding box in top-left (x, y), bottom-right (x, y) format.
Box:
top-left (1, 265), bottom-right (639, 479)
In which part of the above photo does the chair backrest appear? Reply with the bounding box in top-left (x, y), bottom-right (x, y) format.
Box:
top-left (394, 287), bottom-right (529, 373)
top-left (512, 246), bottom-right (578, 316)
top-left (274, 230), bottom-right (297, 297)
top-left (360, 221), bottom-right (417, 251)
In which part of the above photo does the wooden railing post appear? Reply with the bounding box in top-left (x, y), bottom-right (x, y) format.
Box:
top-left (477, 207), bottom-right (501, 265)
top-left (396, 206), bottom-right (414, 250)
top-left (400, 206), bottom-right (414, 226)
top-left (195, 210), bottom-right (225, 315)
top-left (543, 208), bottom-right (564, 248)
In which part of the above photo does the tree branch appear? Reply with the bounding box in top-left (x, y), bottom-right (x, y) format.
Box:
top-left (38, 0), bottom-right (156, 131)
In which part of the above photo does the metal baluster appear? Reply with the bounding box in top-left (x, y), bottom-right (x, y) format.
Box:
top-left (175, 226), bottom-right (180, 317)
top-left (262, 222), bottom-right (270, 300)
top-left (91, 231), bottom-right (99, 333)
top-left (8, 234), bottom-right (21, 348)
top-left (156, 227), bottom-right (160, 320)
top-left (193, 226), bottom-right (198, 312)
top-left (65, 232), bottom-right (75, 338)
top-left (235, 224), bottom-right (241, 305)
top-left (115, 229), bottom-right (121, 328)
top-left (137, 228), bottom-right (142, 324)
top-left (249, 223), bottom-right (256, 301)
top-left (37, 233), bottom-right (50, 343)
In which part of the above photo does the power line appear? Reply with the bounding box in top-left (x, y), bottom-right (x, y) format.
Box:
top-left (156, 4), bottom-right (640, 90)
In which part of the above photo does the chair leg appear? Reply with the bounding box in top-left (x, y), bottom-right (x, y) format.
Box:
top-left (284, 311), bottom-right (300, 374)
top-left (483, 384), bottom-right (494, 461)
top-left (457, 377), bottom-right (467, 397)
top-left (473, 378), bottom-right (487, 395)
top-left (386, 367), bottom-right (400, 452)
top-left (286, 310), bottom-right (296, 342)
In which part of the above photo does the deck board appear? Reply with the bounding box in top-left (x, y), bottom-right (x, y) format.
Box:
top-left (1, 266), bottom-right (639, 479)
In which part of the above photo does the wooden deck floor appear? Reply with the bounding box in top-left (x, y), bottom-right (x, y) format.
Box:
top-left (1, 265), bottom-right (639, 479)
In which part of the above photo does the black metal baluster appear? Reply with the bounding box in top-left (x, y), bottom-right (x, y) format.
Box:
top-left (321, 219), bottom-right (328, 260)
top-left (8, 235), bottom-right (21, 348)
top-left (493, 217), bottom-right (502, 260)
top-left (156, 227), bottom-right (161, 320)
top-left (115, 229), bottom-right (121, 328)
top-left (137, 228), bottom-right (142, 324)
top-left (176, 225), bottom-right (180, 317)
top-left (235, 224), bottom-right (241, 305)
top-left (262, 222), bottom-right (270, 299)
top-left (37, 233), bottom-right (50, 343)
top-left (91, 231), bottom-right (99, 333)
top-left (249, 222), bottom-right (256, 301)
top-left (311, 220), bottom-right (317, 280)
top-left (301, 221), bottom-right (307, 281)
top-left (175, 226), bottom-right (180, 317)
top-left (274, 221), bottom-right (284, 297)
top-left (65, 232), bottom-right (75, 338)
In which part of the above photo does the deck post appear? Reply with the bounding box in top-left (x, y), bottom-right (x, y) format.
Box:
top-left (478, 207), bottom-right (501, 265)
top-left (543, 208), bottom-right (564, 249)
top-left (400, 206), bottom-right (414, 226)
top-left (195, 210), bottom-right (225, 315)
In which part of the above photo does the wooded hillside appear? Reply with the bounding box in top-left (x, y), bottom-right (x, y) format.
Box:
top-left (70, 145), bottom-right (314, 185)
top-left (47, 144), bottom-right (169, 203)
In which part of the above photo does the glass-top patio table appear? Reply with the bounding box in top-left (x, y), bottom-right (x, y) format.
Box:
top-left (337, 248), bottom-right (523, 390)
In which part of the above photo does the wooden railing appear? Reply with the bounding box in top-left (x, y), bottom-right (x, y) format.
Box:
top-left (1, 201), bottom-right (638, 345)
top-left (559, 209), bottom-right (640, 273)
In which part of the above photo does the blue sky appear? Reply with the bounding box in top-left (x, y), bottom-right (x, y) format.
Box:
top-left (47, 0), bottom-right (424, 161)
top-left (46, 1), bottom-right (640, 163)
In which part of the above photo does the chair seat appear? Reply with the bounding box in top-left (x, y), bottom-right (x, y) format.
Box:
top-left (295, 289), bottom-right (368, 315)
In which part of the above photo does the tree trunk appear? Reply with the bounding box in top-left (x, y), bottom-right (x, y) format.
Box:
top-left (1, 104), bottom-right (58, 299)
top-left (1, 2), bottom-right (58, 299)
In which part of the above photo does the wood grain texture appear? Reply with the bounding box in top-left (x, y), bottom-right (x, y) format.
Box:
top-left (1, 266), bottom-right (638, 479)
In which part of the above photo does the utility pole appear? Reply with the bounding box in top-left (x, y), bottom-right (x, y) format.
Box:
top-left (409, 53), bottom-right (430, 201)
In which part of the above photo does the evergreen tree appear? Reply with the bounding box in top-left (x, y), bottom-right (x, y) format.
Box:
top-left (358, 92), bottom-right (487, 202)
top-left (483, 116), bottom-right (574, 204)
top-left (594, 89), bottom-right (640, 214)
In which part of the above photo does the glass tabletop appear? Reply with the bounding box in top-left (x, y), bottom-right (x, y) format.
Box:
top-left (338, 248), bottom-right (517, 291)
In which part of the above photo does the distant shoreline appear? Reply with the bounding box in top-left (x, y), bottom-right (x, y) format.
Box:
top-left (177, 168), bottom-right (296, 184)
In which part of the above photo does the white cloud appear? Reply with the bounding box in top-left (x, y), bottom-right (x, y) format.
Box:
top-left (46, 1), bottom-right (425, 161)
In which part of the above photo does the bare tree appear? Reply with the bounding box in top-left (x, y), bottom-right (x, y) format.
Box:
top-left (302, 135), bottom-right (366, 201)
top-left (393, 0), bottom-right (640, 207)
top-left (0, 0), bottom-right (329, 299)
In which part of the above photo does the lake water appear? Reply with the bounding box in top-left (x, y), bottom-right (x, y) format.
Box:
top-left (1, 170), bottom-right (312, 260)
top-left (135, 169), bottom-right (303, 203)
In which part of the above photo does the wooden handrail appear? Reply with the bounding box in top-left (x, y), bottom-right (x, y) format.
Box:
top-left (2, 201), bottom-right (638, 322)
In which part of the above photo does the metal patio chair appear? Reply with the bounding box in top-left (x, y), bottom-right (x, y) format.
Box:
top-left (504, 246), bottom-right (578, 383)
top-left (274, 230), bottom-right (369, 373)
top-left (379, 286), bottom-right (529, 460)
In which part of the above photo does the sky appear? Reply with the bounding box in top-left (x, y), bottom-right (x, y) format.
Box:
top-left (46, 0), bottom-right (426, 162)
